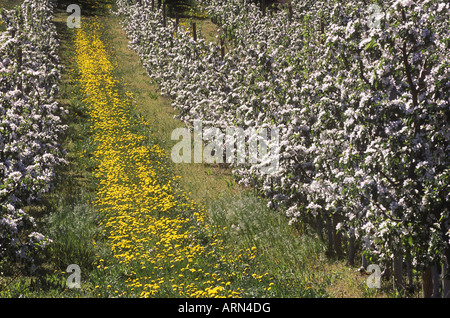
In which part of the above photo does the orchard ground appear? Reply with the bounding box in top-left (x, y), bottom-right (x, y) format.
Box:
top-left (0, 0), bottom-right (421, 298)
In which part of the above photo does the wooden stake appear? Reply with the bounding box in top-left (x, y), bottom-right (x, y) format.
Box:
top-left (192, 22), bottom-right (197, 41)
top-left (422, 266), bottom-right (433, 298)
top-left (332, 213), bottom-right (343, 258)
top-left (220, 39), bottom-right (225, 60)
top-left (393, 250), bottom-right (403, 291)
top-left (162, 3), bottom-right (166, 27)
top-left (18, 47), bottom-right (22, 91)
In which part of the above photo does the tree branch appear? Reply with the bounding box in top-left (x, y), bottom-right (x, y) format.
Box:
top-left (401, 42), bottom-right (418, 108)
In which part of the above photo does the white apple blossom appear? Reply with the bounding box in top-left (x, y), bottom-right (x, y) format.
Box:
top-left (113, 0), bottom-right (449, 273)
top-left (1, 0), bottom-right (65, 266)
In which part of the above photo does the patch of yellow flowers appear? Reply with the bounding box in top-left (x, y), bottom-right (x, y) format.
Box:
top-left (74, 19), bottom-right (271, 298)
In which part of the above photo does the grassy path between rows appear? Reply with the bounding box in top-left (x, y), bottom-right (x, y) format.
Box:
top-left (73, 17), bottom-right (280, 298)
top-left (0, 1), bottom-right (379, 298)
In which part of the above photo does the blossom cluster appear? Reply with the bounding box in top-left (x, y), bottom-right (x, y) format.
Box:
top-left (0, 0), bottom-right (66, 268)
top-left (114, 0), bottom-right (449, 271)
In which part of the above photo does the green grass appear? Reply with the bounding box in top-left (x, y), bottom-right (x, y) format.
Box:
top-left (207, 191), bottom-right (331, 297)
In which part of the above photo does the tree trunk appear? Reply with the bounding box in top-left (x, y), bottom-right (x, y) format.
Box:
top-left (162, 3), bottom-right (166, 28)
top-left (332, 213), bottom-right (343, 258)
top-left (17, 47), bottom-right (23, 92)
top-left (393, 250), bottom-right (403, 291)
top-left (405, 247), bottom-right (414, 291)
top-left (442, 256), bottom-right (450, 298)
top-left (175, 13), bottom-right (179, 34)
top-left (362, 253), bottom-right (368, 270)
top-left (422, 266), bottom-right (433, 298)
top-left (192, 22), bottom-right (197, 41)
top-left (316, 214), bottom-right (324, 242)
top-left (347, 228), bottom-right (356, 266)
top-left (431, 263), bottom-right (441, 298)
top-left (219, 38), bottom-right (225, 60)
top-left (326, 214), bottom-right (333, 256)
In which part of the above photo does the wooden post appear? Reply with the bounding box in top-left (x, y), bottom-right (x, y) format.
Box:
top-left (18, 47), bottom-right (22, 91)
top-left (362, 253), bottom-right (368, 269)
top-left (175, 13), bottom-right (179, 36)
top-left (431, 263), bottom-right (441, 297)
top-left (393, 250), bottom-right (403, 291)
top-left (18, 47), bottom-right (22, 69)
top-left (316, 214), bottom-right (324, 242)
top-left (151, 0), bottom-right (154, 11)
top-left (443, 256), bottom-right (450, 298)
top-left (261, 0), bottom-right (266, 16)
top-left (422, 266), bottom-right (433, 298)
top-left (162, 3), bottom-right (166, 27)
top-left (220, 39), bottom-right (225, 60)
top-left (332, 213), bottom-right (343, 258)
top-left (320, 19), bottom-right (325, 45)
top-left (326, 214), bottom-right (333, 256)
top-left (405, 247), bottom-right (414, 291)
top-left (192, 22), bottom-right (197, 41)
top-left (347, 229), bottom-right (356, 266)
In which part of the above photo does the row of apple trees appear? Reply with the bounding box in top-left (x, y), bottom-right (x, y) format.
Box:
top-left (0, 0), bottom-right (66, 271)
top-left (115, 0), bottom-right (449, 295)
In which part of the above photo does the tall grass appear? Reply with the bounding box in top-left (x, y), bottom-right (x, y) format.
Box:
top-left (42, 202), bottom-right (99, 270)
top-left (208, 191), bottom-right (331, 297)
